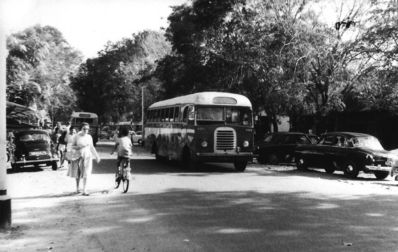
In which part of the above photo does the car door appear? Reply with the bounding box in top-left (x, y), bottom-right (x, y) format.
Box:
top-left (273, 134), bottom-right (292, 162)
top-left (282, 134), bottom-right (307, 162)
top-left (326, 135), bottom-right (355, 168)
top-left (310, 135), bottom-right (339, 167)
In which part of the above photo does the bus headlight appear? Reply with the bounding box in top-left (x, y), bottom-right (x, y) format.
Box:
top-left (243, 140), bottom-right (249, 147)
top-left (201, 141), bottom-right (208, 148)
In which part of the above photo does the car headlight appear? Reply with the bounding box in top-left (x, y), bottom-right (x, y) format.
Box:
top-left (243, 140), bottom-right (249, 147)
top-left (386, 158), bottom-right (393, 166)
top-left (366, 154), bottom-right (374, 162)
top-left (201, 141), bottom-right (208, 148)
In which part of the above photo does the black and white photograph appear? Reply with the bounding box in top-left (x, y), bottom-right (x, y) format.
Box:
top-left (2, 0), bottom-right (398, 251)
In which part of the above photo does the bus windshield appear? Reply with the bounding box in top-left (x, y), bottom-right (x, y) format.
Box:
top-left (72, 118), bottom-right (98, 125)
top-left (196, 106), bottom-right (252, 126)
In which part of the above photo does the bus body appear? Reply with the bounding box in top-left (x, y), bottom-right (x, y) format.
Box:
top-left (144, 92), bottom-right (254, 171)
top-left (70, 112), bottom-right (99, 145)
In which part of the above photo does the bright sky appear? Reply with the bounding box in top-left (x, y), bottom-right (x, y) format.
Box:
top-left (2, 0), bottom-right (187, 58)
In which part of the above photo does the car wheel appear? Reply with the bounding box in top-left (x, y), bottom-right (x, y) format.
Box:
top-left (374, 171), bottom-right (389, 180)
top-left (325, 162), bottom-right (335, 174)
top-left (343, 160), bottom-right (359, 178)
top-left (11, 163), bottom-right (19, 170)
top-left (257, 154), bottom-right (266, 164)
top-left (296, 156), bottom-right (307, 171)
top-left (266, 154), bottom-right (279, 164)
top-left (234, 159), bottom-right (247, 172)
top-left (155, 152), bottom-right (162, 161)
top-left (51, 161), bottom-right (58, 171)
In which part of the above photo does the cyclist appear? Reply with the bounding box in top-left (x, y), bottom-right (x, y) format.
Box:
top-left (111, 126), bottom-right (133, 184)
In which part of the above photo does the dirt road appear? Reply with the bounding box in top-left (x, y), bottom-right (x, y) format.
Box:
top-left (1, 141), bottom-right (398, 251)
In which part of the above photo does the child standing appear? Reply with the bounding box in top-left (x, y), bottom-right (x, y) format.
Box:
top-left (111, 127), bottom-right (133, 184)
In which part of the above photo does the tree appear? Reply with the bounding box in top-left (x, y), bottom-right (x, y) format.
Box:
top-left (161, 0), bottom-right (381, 131)
top-left (71, 30), bottom-right (171, 123)
top-left (156, 0), bottom-right (246, 99)
top-left (162, 0), bottom-right (321, 129)
top-left (348, 0), bottom-right (398, 111)
top-left (7, 25), bottom-right (83, 122)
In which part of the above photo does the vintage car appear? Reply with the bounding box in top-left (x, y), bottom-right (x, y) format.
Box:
top-left (9, 129), bottom-right (59, 170)
top-left (256, 132), bottom-right (315, 164)
top-left (294, 132), bottom-right (393, 179)
top-left (131, 131), bottom-right (143, 145)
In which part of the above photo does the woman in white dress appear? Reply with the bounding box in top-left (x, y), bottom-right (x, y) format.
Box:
top-left (68, 123), bottom-right (100, 195)
top-left (65, 127), bottom-right (77, 160)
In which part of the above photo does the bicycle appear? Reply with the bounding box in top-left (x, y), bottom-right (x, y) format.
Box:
top-left (114, 156), bottom-right (131, 193)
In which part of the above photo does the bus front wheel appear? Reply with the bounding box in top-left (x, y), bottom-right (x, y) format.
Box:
top-left (234, 159), bottom-right (247, 172)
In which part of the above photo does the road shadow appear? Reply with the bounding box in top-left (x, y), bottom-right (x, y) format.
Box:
top-left (5, 189), bottom-right (398, 251)
top-left (7, 166), bottom-right (45, 174)
top-left (93, 158), bottom-right (238, 175)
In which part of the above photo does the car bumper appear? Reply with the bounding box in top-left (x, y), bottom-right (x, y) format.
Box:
top-left (14, 158), bottom-right (58, 165)
top-left (364, 165), bottom-right (391, 172)
top-left (195, 152), bottom-right (253, 162)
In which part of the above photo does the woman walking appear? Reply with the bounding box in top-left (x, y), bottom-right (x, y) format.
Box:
top-left (68, 123), bottom-right (100, 195)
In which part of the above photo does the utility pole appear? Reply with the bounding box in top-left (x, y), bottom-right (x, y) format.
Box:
top-left (0, 1), bottom-right (11, 229)
top-left (141, 86), bottom-right (144, 132)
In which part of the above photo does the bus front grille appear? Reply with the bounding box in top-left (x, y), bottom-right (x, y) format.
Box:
top-left (215, 128), bottom-right (236, 151)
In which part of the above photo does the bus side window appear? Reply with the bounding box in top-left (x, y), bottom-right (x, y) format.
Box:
top-left (173, 107), bottom-right (179, 122)
top-left (169, 107), bottom-right (174, 122)
top-left (165, 108), bottom-right (169, 122)
top-left (155, 109), bottom-right (160, 122)
top-left (161, 108), bottom-right (166, 122)
top-left (183, 106), bottom-right (189, 122)
top-left (188, 106), bottom-right (195, 125)
top-left (147, 110), bottom-right (151, 122)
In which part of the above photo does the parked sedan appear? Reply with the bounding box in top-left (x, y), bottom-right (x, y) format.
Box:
top-left (295, 132), bottom-right (393, 179)
top-left (256, 132), bottom-right (314, 164)
top-left (131, 131), bottom-right (143, 145)
top-left (9, 129), bottom-right (59, 170)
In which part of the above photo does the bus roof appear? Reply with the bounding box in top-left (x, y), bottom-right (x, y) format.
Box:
top-left (149, 92), bottom-right (252, 109)
top-left (115, 121), bottom-right (131, 126)
top-left (71, 112), bottom-right (98, 118)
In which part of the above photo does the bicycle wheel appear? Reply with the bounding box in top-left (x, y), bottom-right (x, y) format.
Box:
top-left (115, 172), bottom-right (121, 189)
top-left (122, 178), bottom-right (129, 193)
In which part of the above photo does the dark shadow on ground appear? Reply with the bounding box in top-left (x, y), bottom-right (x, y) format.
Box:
top-left (7, 166), bottom-right (45, 174)
top-left (5, 189), bottom-right (398, 251)
top-left (93, 158), bottom-right (237, 175)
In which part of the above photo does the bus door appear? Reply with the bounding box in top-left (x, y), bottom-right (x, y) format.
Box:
top-left (181, 105), bottom-right (195, 147)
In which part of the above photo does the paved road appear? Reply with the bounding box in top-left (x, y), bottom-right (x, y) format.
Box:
top-left (2, 141), bottom-right (398, 251)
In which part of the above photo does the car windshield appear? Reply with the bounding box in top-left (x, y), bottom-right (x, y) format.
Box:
top-left (196, 106), bottom-right (252, 126)
top-left (18, 133), bottom-right (50, 143)
top-left (353, 136), bottom-right (384, 151)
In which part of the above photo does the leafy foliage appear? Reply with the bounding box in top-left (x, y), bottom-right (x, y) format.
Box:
top-left (7, 25), bottom-right (83, 123)
top-left (157, 0), bottom-right (398, 131)
top-left (71, 30), bottom-right (171, 123)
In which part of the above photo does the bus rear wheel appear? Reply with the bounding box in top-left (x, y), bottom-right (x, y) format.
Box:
top-left (234, 159), bottom-right (247, 172)
top-left (182, 148), bottom-right (195, 170)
